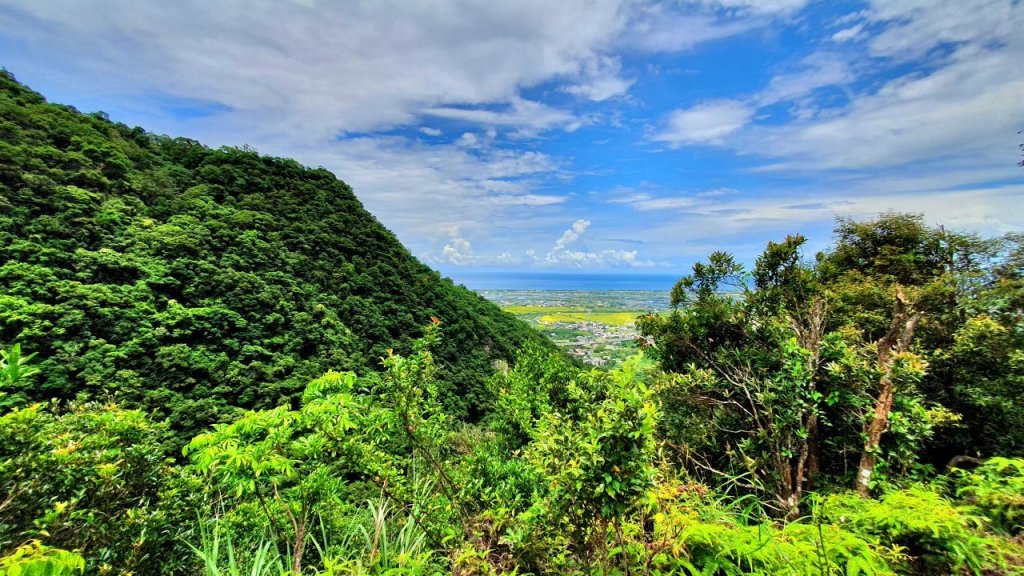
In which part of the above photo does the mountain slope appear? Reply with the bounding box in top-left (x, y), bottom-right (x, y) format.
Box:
top-left (0, 71), bottom-right (550, 434)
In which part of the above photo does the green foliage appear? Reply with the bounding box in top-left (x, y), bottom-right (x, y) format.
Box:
top-left (185, 327), bottom-right (461, 574)
top-left (640, 235), bottom-right (840, 515)
top-left (0, 343), bottom-right (37, 410)
top-left (928, 315), bottom-right (1024, 456)
top-left (526, 356), bottom-right (658, 523)
top-left (0, 401), bottom-right (195, 575)
top-left (820, 486), bottom-right (1009, 574)
top-left (185, 370), bottom-right (364, 574)
top-left (955, 457), bottom-right (1024, 535)
top-left (643, 214), bottom-right (1024, 510)
top-left (487, 341), bottom-right (577, 449)
top-left (644, 483), bottom-right (895, 576)
top-left (188, 526), bottom-right (287, 576)
top-left (317, 495), bottom-right (441, 575)
top-left (0, 71), bottom-right (552, 442)
top-left (0, 541), bottom-right (84, 576)
top-left (5, 74), bottom-right (1024, 576)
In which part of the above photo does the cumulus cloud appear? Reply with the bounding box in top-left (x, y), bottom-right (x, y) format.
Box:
top-left (541, 219), bottom-right (658, 268)
top-left (442, 235), bottom-right (475, 265)
top-left (652, 100), bottom-right (755, 146)
top-left (552, 219), bottom-right (592, 252)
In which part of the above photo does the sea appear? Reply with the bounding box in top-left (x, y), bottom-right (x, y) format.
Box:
top-left (447, 271), bottom-right (681, 292)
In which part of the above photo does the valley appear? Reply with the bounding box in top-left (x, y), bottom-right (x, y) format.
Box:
top-left (480, 289), bottom-right (671, 367)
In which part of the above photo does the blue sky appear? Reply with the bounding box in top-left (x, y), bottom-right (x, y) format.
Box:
top-left (1, 0), bottom-right (1021, 280)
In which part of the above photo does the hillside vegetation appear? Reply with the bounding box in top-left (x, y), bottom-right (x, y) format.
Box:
top-left (0, 71), bottom-right (550, 436)
top-left (1, 75), bottom-right (1023, 575)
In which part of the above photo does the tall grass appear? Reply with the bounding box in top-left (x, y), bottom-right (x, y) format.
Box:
top-left (189, 492), bottom-right (438, 576)
top-left (187, 521), bottom-right (289, 576)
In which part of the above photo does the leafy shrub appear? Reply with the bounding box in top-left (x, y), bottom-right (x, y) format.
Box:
top-left (0, 541), bottom-right (85, 576)
top-left (955, 457), bottom-right (1024, 535)
top-left (646, 483), bottom-right (895, 576)
top-left (0, 402), bottom-right (193, 574)
top-left (820, 486), bottom-right (1002, 574)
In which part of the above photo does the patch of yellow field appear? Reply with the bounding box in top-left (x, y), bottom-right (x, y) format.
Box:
top-left (537, 311), bottom-right (640, 326)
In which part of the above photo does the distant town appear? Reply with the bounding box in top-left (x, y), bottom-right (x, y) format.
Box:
top-left (480, 289), bottom-right (671, 367)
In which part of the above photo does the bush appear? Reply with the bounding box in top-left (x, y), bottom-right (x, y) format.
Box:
top-left (955, 457), bottom-right (1024, 535)
top-left (0, 402), bottom-right (194, 574)
top-left (820, 486), bottom-right (1003, 574)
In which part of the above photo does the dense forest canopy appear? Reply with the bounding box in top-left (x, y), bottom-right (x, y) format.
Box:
top-left (0, 70), bottom-right (552, 438)
top-left (1, 74), bottom-right (1023, 576)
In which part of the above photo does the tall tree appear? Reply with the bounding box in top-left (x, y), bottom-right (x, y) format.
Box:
top-left (821, 213), bottom-right (950, 495)
top-left (639, 236), bottom-right (831, 517)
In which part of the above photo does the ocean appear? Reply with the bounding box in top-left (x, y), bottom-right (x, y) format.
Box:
top-left (446, 271), bottom-right (682, 292)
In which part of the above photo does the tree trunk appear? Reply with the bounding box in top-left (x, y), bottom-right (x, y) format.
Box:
top-left (292, 529), bottom-right (305, 576)
top-left (807, 414), bottom-right (820, 487)
top-left (855, 289), bottom-right (920, 497)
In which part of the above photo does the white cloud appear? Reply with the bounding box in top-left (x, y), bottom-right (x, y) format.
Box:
top-left (865, 0), bottom-right (1020, 61)
top-left (424, 98), bottom-right (583, 136)
top-left (288, 136), bottom-right (568, 260)
top-left (552, 219), bottom-right (592, 252)
top-left (744, 40), bottom-right (1024, 170)
top-left (442, 235), bottom-right (475, 265)
top-left (490, 194), bottom-right (568, 206)
top-left (563, 56), bottom-right (635, 101)
top-left (547, 248), bottom-right (655, 268)
top-left (626, 0), bottom-right (810, 53)
top-left (654, 52), bottom-right (854, 148)
top-left (541, 219), bottom-right (658, 268)
top-left (0, 0), bottom-right (627, 140)
top-left (612, 182), bottom-right (1024, 263)
top-left (830, 23), bottom-right (865, 43)
top-left (602, 187), bottom-right (741, 210)
top-left (653, 100), bottom-right (755, 146)
top-left (419, 127), bottom-right (442, 137)
top-left (626, 8), bottom-right (756, 53)
top-left (755, 53), bottom-right (854, 107)
top-left (708, 0), bottom-right (809, 14)
top-left (649, 0), bottom-right (1024, 178)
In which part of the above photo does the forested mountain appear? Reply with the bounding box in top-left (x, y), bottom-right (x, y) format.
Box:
top-left (0, 71), bottom-right (549, 435)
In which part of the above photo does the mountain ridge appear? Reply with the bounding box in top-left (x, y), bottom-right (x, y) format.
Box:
top-left (0, 70), bottom-right (552, 434)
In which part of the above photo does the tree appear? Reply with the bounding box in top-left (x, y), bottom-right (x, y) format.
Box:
top-left (821, 214), bottom-right (953, 495)
top-left (525, 356), bottom-right (657, 570)
top-left (185, 325), bottom-right (462, 574)
top-left (185, 372), bottom-right (361, 574)
top-left (639, 236), bottom-right (832, 517)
